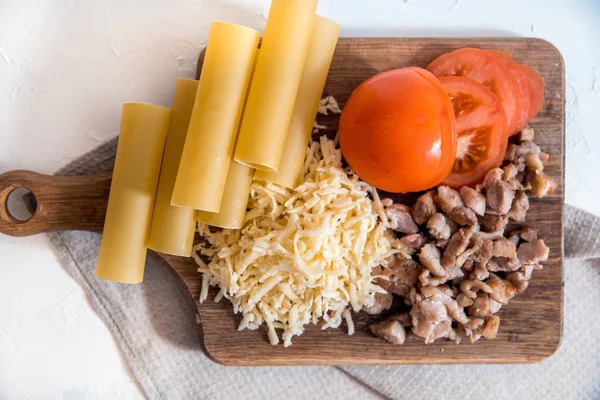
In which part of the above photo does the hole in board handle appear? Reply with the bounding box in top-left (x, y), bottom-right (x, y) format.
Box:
top-left (6, 187), bottom-right (37, 222)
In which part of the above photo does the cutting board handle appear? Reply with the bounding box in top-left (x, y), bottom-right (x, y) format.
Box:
top-left (0, 170), bottom-right (112, 237)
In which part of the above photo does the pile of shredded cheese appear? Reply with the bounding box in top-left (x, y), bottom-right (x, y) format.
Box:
top-left (193, 99), bottom-right (409, 347)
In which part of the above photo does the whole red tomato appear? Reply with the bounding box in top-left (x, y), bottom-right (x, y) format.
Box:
top-left (339, 67), bottom-right (457, 193)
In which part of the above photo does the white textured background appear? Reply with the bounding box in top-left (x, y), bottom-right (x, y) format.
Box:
top-left (0, 0), bottom-right (599, 398)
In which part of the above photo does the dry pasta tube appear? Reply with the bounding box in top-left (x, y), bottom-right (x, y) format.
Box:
top-left (234, 0), bottom-right (318, 172)
top-left (96, 102), bottom-right (171, 283)
top-left (254, 15), bottom-right (340, 188)
top-left (172, 22), bottom-right (259, 212)
top-left (147, 78), bottom-right (199, 256)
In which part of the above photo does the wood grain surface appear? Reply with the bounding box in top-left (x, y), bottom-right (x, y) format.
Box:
top-left (0, 37), bottom-right (564, 365)
top-left (0, 170), bottom-right (111, 236)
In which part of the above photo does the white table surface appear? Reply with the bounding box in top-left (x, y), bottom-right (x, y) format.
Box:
top-left (1, 0), bottom-right (599, 398)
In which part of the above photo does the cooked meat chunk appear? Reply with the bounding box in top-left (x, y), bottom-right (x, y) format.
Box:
top-left (492, 237), bottom-right (517, 258)
top-left (519, 226), bottom-right (538, 242)
top-left (374, 277), bottom-right (410, 297)
top-left (410, 297), bottom-right (451, 343)
top-left (418, 244), bottom-right (446, 277)
top-left (525, 153), bottom-right (544, 171)
top-left (462, 259), bottom-right (475, 272)
top-left (504, 143), bottom-right (517, 161)
top-left (519, 126), bottom-right (535, 141)
top-left (386, 204), bottom-right (418, 234)
top-left (430, 320), bottom-right (453, 343)
top-left (489, 297), bottom-right (502, 314)
top-left (487, 274), bottom-right (517, 305)
top-left (421, 286), bottom-right (468, 324)
top-left (378, 257), bottom-right (420, 297)
top-left (427, 213), bottom-right (452, 240)
top-left (419, 286), bottom-right (444, 299)
top-left (389, 256), bottom-right (421, 286)
top-left (446, 264), bottom-right (465, 281)
top-left (531, 171), bottom-right (557, 198)
top-left (389, 312), bottom-right (412, 327)
top-left (441, 228), bottom-right (474, 268)
top-left (508, 191), bottom-right (529, 222)
top-left (484, 167), bottom-right (504, 186)
top-left (476, 231), bottom-right (505, 241)
top-left (455, 236), bottom-right (492, 266)
top-left (448, 206), bottom-right (478, 226)
top-left (472, 261), bottom-right (489, 281)
top-left (400, 233), bottom-right (427, 250)
top-left (463, 317), bottom-right (485, 330)
top-left (479, 214), bottom-right (509, 233)
top-left (372, 265), bottom-right (384, 277)
top-left (515, 140), bottom-right (541, 157)
top-left (446, 218), bottom-right (459, 236)
top-left (481, 315), bottom-right (501, 339)
top-left (517, 239), bottom-right (550, 264)
top-left (418, 269), bottom-right (447, 287)
top-left (443, 297), bottom-right (469, 325)
top-left (460, 279), bottom-right (493, 299)
top-left (446, 265), bottom-right (466, 283)
top-left (363, 292), bottom-right (393, 315)
top-left (487, 256), bottom-right (521, 272)
top-left (471, 238), bottom-right (493, 263)
top-left (468, 293), bottom-right (491, 317)
top-left (506, 271), bottom-right (529, 293)
top-left (459, 186), bottom-right (486, 216)
top-left (521, 264), bottom-right (537, 280)
top-left (455, 246), bottom-right (477, 267)
top-left (434, 186), bottom-right (464, 213)
top-left (447, 329), bottom-right (461, 345)
top-left (369, 320), bottom-right (406, 345)
top-left (373, 276), bottom-right (392, 293)
top-left (456, 292), bottom-right (474, 307)
top-left (487, 183), bottom-right (515, 215)
top-left (411, 191), bottom-right (436, 225)
top-left (436, 238), bottom-right (450, 249)
top-left (464, 328), bottom-right (483, 344)
top-left (412, 287), bottom-right (471, 343)
top-left (503, 163), bottom-right (527, 191)
top-left (461, 325), bottom-right (481, 344)
top-left (484, 168), bottom-right (515, 215)
top-left (540, 152), bottom-right (549, 164)
top-left (386, 256), bottom-right (420, 287)
top-left (503, 162), bottom-right (520, 181)
top-left (437, 284), bottom-right (457, 298)
top-left (476, 230), bottom-right (505, 240)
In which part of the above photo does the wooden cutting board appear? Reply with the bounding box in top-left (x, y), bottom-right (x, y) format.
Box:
top-left (0, 38), bottom-right (564, 365)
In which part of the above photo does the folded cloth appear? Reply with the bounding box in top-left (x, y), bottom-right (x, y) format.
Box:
top-left (48, 138), bottom-right (600, 400)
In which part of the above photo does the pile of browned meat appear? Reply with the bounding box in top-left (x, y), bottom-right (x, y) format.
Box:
top-left (367, 127), bottom-right (557, 345)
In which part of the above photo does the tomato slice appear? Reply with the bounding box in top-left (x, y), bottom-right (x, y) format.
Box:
top-left (427, 48), bottom-right (524, 136)
top-left (487, 50), bottom-right (530, 134)
top-left (437, 76), bottom-right (509, 188)
top-left (520, 64), bottom-right (545, 118)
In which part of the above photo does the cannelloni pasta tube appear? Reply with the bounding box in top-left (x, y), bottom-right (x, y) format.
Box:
top-left (96, 103), bottom-right (171, 283)
top-left (254, 15), bottom-right (339, 188)
top-left (147, 78), bottom-right (198, 256)
top-left (172, 22), bottom-right (259, 212)
top-left (234, 0), bottom-right (319, 172)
